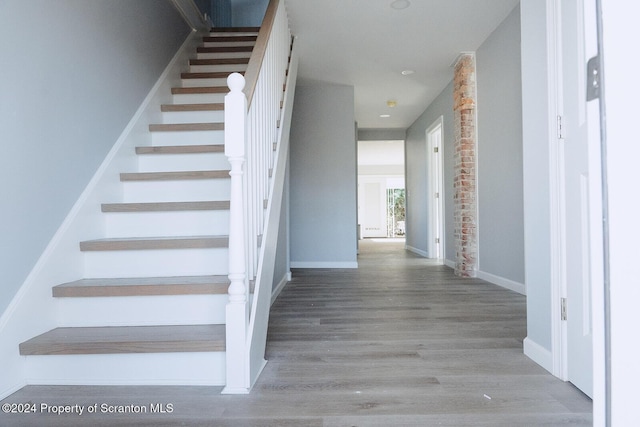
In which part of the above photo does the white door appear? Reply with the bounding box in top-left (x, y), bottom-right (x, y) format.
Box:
top-left (359, 179), bottom-right (387, 238)
top-left (560, 0), bottom-right (602, 398)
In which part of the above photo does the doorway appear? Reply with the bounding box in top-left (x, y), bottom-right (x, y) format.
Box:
top-left (357, 140), bottom-right (405, 239)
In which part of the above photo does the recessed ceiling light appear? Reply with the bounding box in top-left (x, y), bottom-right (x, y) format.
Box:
top-left (401, 69), bottom-right (415, 76)
top-left (391, 0), bottom-right (411, 10)
top-left (380, 114), bottom-right (391, 118)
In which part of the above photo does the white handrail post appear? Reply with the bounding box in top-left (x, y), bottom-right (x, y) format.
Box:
top-left (222, 72), bottom-right (249, 394)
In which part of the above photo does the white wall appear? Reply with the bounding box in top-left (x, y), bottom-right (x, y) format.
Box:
top-left (601, 2), bottom-right (640, 424)
top-left (0, 0), bottom-right (191, 316)
top-left (289, 83), bottom-right (358, 268)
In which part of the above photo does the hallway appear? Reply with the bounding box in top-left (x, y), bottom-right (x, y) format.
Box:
top-left (0, 239), bottom-right (591, 426)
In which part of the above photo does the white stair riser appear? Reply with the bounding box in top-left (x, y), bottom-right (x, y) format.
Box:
top-left (105, 210), bottom-right (230, 237)
top-left (203, 41), bottom-right (255, 48)
top-left (196, 52), bottom-right (250, 60)
top-left (137, 152), bottom-right (230, 172)
top-left (57, 294), bottom-right (227, 327)
top-left (181, 78), bottom-right (228, 88)
top-left (151, 130), bottom-right (224, 146)
top-left (83, 247), bottom-right (229, 278)
top-left (189, 64), bottom-right (248, 73)
top-left (172, 93), bottom-right (227, 104)
top-left (25, 352), bottom-right (225, 386)
top-left (122, 179), bottom-right (230, 203)
top-left (161, 109), bottom-right (224, 123)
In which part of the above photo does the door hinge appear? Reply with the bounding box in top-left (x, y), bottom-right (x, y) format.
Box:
top-left (435, 192), bottom-right (439, 199)
top-left (435, 237), bottom-right (440, 244)
top-left (586, 55), bottom-right (601, 101)
top-left (557, 115), bottom-right (564, 140)
top-left (561, 297), bottom-right (567, 321)
top-left (434, 147), bottom-right (439, 153)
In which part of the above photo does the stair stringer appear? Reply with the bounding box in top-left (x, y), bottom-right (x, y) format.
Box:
top-left (0, 30), bottom-right (203, 400)
top-left (246, 38), bottom-right (299, 389)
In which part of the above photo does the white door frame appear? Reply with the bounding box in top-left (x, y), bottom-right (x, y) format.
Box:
top-left (546, 0), bottom-right (569, 383)
top-left (426, 116), bottom-right (444, 260)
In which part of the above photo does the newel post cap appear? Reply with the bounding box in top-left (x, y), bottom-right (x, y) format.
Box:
top-left (225, 73), bottom-right (247, 158)
top-left (227, 72), bottom-right (246, 93)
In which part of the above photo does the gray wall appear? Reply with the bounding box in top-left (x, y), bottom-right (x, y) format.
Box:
top-left (476, 5), bottom-right (524, 283)
top-left (520, 0), bottom-right (554, 352)
top-left (358, 128), bottom-right (407, 141)
top-left (0, 0), bottom-right (190, 315)
top-left (405, 83), bottom-right (455, 261)
top-left (289, 84), bottom-right (358, 267)
top-left (405, 3), bottom-right (524, 284)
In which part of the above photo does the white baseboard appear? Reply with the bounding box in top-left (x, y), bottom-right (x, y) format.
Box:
top-left (444, 259), bottom-right (455, 269)
top-left (0, 381), bottom-right (26, 401)
top-left (271, 271), bottom-right (291, 305)
top-left (405, 245), bottom-right (428, 257)
top-left (290, 262), bottom-right (358, 269)
top-left (477, 270), bottom-right (526, 295)
top-left (523, 337), bottom-right (554, 374)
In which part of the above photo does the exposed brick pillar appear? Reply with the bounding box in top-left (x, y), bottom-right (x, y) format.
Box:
top-left (453, 53), bottom-right (478, 277)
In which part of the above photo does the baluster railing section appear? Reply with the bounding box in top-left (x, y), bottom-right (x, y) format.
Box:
top-left (222, 0), bottom-right (295, 394)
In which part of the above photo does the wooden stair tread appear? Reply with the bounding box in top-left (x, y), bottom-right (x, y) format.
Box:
top-left (203, 36), bottom-right (257, 42)
top-left (135, 145), bottom-right (224, 155)
top-left (53, 275), bottom-right (230, 297)
top-left (101, 200), bottom-right (230, 213)
top-left (148, 123), bottom-right (224, 132)
top-left (171, 86), bottom-right (228, 95)
top-left (161, 103), bottom-right (224, 112)
top-left (79, 235), bottom-right (229, 251)
top-left (181, 72), bottom-right (243, 79)
top-left (197, 46), bottom-right (253, 53)
top-left (120, 170), bottom-right (229, 181)
top-left (19, 324), bottom-right (225, 355)
top-left (190, 58), bottom-right (249, 66)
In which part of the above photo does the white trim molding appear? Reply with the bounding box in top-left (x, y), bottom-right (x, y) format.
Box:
top-left (477, 270), bottom-right (526, 295)
top-left (405, 245), bottom-right (428, 258)
top-left (523, 337), bottom-right (554, 374)
top-left (271, 272), bottom-right (292, 305)
top-left (290, 262), bottom-right (358, 269)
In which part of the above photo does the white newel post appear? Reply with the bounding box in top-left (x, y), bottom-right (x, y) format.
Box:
top-left (222, 72), bottom-right (249, 394)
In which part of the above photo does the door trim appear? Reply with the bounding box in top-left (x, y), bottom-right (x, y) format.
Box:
top-left (547, 0), bottom-right (569, 382)
top-left (426, 116), bottom-right (444, 261)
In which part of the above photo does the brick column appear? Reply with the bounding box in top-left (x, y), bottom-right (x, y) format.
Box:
top-left (453, 53), bottom-right (478, 277)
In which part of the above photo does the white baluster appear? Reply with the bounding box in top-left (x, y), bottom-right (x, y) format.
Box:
top-left (222, 72), bottom-right (249, 394)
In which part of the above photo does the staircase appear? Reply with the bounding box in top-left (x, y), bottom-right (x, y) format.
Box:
top-left (17, 28), bottom-right (262, 386)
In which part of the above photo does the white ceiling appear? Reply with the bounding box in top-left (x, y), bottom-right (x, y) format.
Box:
top-left (284, 0), bottom-right (520, 130)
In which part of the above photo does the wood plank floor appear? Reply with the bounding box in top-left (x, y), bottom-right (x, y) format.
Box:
top-left (0, 239), bottom-right (592, 426)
